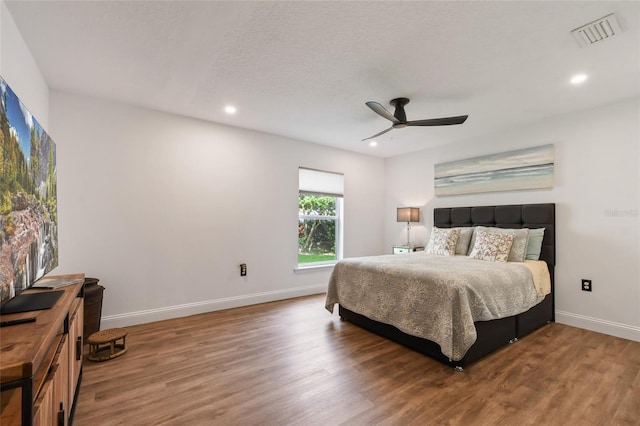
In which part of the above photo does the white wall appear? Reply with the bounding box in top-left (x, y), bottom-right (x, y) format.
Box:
top-left (0, 0), bottom-right (49, 127)
top-left (385, 97), bottom-right (640, 341)
top-left (50, 91), bottom-right (385, 326)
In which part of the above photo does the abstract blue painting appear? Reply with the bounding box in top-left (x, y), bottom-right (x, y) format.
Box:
top-left (434, 144), bottom-right (554, 196)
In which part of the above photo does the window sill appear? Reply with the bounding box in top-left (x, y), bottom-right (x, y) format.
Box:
top-left (294, 263), bottom-right (336, 273)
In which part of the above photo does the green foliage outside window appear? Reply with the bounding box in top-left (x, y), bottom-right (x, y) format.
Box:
top-left (298, 195), bottom-right (337, 263)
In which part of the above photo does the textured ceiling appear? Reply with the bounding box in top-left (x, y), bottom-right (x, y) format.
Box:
top-left (5, 1), bottom-right (640, 158)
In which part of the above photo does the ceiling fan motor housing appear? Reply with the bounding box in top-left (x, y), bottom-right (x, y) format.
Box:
top-left (390, 97), bottom-right (410, 122)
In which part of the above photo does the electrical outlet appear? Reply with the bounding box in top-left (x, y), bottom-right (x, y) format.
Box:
top-left (581, 279), bottom-right (592, 292)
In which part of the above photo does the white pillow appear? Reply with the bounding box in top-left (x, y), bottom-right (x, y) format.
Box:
top-left (468, 230), bottom-right (514, 262)
top-left (453, 227), bottom-right (474, 255)
top-left (426, 227), bottom-right (460, 256)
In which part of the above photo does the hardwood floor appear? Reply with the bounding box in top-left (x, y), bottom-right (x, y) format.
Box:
top-left (75, 294), bottom-right (640, 426)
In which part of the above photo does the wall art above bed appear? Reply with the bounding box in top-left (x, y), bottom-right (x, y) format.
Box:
top-left (434, 144), bottom-right (554, 196)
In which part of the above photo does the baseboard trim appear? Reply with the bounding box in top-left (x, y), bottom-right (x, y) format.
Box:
top-left (101, 284), bottom-right (327, 328)
top-left (555, 310), bottom-right (640, 342)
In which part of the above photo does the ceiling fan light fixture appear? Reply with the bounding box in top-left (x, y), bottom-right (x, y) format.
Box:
top-left (369, 141), bottom-right (377, 147)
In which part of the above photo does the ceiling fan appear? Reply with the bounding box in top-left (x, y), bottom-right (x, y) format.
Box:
top-left (362, 97), bottom-right (468, 141)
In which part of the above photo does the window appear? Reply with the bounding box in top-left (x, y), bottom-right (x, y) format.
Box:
top-left (298, 168), bottom-right (343, 267)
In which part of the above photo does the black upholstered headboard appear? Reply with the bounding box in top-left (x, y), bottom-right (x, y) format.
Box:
top-left (433, 203), bottom-right (556, 269)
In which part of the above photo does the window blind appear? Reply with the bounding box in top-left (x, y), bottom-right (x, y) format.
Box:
top-left (299, 168), bottom-right (344, 197)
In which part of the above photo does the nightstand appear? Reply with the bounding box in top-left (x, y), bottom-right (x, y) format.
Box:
top-left (392, 245), bottom-right (425, 254)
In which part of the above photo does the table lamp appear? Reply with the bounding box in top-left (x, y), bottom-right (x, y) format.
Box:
top-left (397, 207), bottom-right (420, 247)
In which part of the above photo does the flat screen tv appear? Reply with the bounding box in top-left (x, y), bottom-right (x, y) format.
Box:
top-left (0, 75), bottom-right (58, 311)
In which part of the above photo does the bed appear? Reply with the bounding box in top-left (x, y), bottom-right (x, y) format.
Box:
top-left (326, 203), bottom-right (555, 370)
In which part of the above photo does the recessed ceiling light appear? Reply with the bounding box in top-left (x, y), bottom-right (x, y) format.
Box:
top-left (570, 74), bottom-right (588, 85)
top-left (224, 105), bottom-right (237, 115)
top-left (369, 141), bottom-right (377, 147)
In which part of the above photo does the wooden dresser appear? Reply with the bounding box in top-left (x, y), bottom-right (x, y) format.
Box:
top-left (1, 276), bottom-right (84, 426)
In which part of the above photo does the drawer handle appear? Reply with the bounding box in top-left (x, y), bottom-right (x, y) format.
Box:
top-left (76, 336), bottom-right (82, 361)
top-left (57, 402), bottom-right (65, 426)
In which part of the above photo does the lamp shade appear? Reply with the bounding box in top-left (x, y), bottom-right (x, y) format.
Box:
top-left (397, 207), bottom-right (420, 223)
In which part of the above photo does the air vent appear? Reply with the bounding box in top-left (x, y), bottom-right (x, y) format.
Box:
top-left (571, 13), bottom-right (622, 47)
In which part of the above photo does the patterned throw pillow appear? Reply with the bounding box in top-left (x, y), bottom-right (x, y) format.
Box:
top-left (468, 230), bottom-right (515, 262)
top-left (468, 226), bottom-right (529, 262)
top-left (426, 227), bottom-right (460, 256)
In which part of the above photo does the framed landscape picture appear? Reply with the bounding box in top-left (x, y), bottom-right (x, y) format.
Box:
top-left (0, 76), bottom-right (58, 305)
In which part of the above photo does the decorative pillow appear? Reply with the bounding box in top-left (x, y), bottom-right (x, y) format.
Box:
top-left (453, 227), bottom-right (474, 255)
top-left (525, 228), bottom-right (545, 260)
top-left (468, 230), bottom-right (515, 262)
top-left (468, 226), bottom-right (529, 262)
top-left (426, 227), bottom-right (460, 256)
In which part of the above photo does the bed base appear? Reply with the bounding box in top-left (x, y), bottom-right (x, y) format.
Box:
top-left (339, 293), bottom-right (552, 370)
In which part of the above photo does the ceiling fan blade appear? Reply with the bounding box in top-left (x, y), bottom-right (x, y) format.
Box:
top-left (362, 126), bottom-right (394, 141)
top-left (406, 115), bottom-right (469, 126)
top-left (365, 101), bottom-right (399, 123)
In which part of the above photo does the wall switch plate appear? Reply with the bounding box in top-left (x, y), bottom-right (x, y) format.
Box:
top-left (240, 263), bottom-right (247, 277)
top-left (581, 279), bottom-right (592, 292)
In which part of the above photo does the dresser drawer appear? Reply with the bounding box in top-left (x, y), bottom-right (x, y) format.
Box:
top-left (392, 246), bottom-right (411, 254)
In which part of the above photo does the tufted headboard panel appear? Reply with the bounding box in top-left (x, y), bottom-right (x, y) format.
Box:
top-left (433, 203), bottom-right (556, 268)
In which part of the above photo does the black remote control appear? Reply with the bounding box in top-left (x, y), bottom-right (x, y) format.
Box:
top-left (0, 317), bottom-right (36, 327)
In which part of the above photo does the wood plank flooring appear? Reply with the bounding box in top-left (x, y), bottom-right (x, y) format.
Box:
top-left (74, 294), bottom-right (640, 426)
